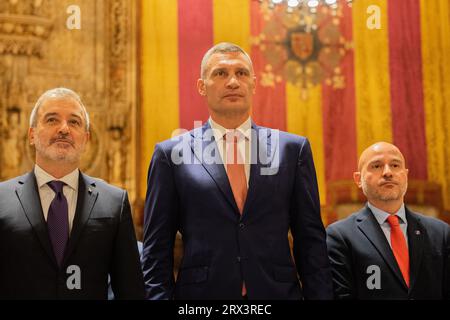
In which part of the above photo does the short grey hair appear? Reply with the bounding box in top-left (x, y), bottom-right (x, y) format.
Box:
top-left (200, 42), bottom-right (253, 79)
top-left (29, 87), bottom-right (90, 131)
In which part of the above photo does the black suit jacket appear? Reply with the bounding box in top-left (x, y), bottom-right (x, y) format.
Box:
top-left (143, 122), bottom-right (333, 300)
top-left (0, 171), bottom-right (145, 299)
top-left (326, 205), bottom-right (450, 299)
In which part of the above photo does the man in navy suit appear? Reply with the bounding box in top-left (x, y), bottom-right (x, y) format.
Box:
top-left (326, 142), bottom-right (450, 299)
top-left (0, 88), bottom-right (144, 299)
top-left (142, 42), bottom-right (333, 300)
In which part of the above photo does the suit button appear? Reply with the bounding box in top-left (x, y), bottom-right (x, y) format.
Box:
top-left (237, 256), bottom-right (241, 262)
top-left (239, 223), bottom-right (245, 229)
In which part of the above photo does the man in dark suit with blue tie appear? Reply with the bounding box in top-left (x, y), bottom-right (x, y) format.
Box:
top-left (142, 42), bottom-right (333, 300)
top-left (0, 88), bottom-right (144, 299)
top-left (326, 142), bottom-right (450, 299)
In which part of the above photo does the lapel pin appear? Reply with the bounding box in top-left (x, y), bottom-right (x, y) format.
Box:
top-left (415, 230), bottom-right (421, 235)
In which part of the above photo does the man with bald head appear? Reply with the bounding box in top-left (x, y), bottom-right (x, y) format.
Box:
top-left (326, 142), bottom-right (450, 299)
top-left (0, 88), bottom-right (145, 299)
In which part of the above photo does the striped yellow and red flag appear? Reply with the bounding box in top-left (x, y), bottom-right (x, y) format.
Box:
top-left (140, 0), bottom-right (450, 220)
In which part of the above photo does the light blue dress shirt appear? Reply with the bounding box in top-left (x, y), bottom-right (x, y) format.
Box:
top-left (368, 202), bottom-right (408, 248)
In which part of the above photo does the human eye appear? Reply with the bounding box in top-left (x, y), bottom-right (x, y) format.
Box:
top-left (69, 119), bottom-right (81, 126)
top-left (371, 163), bottom-right (381, 169)
top-left (237, 69), bottom-right (249, 77)
top-left (46, 117), bottom-right (57, 124)
top-left (213, 69), bottom-right (227, 77)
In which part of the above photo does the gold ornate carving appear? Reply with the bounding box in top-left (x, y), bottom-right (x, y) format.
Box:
top-left (0, 0), bottom-right (53, 58)
top-left (0, 0), bottom-right (140, 230)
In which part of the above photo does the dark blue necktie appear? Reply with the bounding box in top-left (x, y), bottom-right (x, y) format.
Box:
top-left (47, 181), bottom-right (69, 267)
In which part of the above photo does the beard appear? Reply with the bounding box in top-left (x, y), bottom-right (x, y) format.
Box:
top-left (361, 178), bottom-right (407, 202)
top-left (34, 136), bottom-right (83, 164)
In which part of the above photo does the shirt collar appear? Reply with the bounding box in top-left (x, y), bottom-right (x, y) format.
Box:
top-left (209, 117), bottom-right (252, 142)
top-left (34, 164), bottom-right (79, 191)
top-left (368, 202), bottom-right (407, 225)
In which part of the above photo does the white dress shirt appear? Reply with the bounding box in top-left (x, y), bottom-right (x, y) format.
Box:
top-left (209, 117), bottom-right (252, 186)
top-left (368, 202), bottom-right (409, 248)
top-left (34, 164), bottom-right (79, 233)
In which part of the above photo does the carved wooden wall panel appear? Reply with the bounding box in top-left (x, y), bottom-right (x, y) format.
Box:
top-left (0, 0), bottom-right (140, 227)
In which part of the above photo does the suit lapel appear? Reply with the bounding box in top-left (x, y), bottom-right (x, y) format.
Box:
top-left (15, 172), bottom-right (57, 265)
top-left (357, 206), bottom-right (408, 289)
top-left (405, 209), bottom-right (425, 292)
top-left (190, 122), bottom-right (240, 215)
top-left (242, 124), bottom-right (278, 218)
top-left (63, 173), bottom-right (98, 264)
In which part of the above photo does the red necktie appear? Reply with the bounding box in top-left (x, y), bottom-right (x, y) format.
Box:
top-left (224, 132), bottom-right (247, 214)
top-left (224, 131), bottom-right (248, 296)
top-left (387, 215), bottom-right (409, 287)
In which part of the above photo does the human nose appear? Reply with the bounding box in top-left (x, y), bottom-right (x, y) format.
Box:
top-left (226, 75), bottom-right (239, 89)
top-left (58, 121), bottom-right (70, 134)
top-left (382, 164), bottom-right (393, 177)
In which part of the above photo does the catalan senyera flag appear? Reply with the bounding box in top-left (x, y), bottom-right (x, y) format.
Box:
top-left (140, 0), bottom-right (450, 219)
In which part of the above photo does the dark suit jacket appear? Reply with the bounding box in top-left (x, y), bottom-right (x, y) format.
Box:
top-left (142, 122), bottom-right (332, 300)
top-left (0, 171), bottom-right (145, 299)
top-left (108, 241), bottom-right (144, 300)
top-left (326, 205), bottom-right (450, 299)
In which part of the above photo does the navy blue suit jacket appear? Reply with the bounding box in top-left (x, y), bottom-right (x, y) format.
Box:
top-left (142, 122), bottom-right (332, 300)
top-left (327, 205), bottom-right (450, 299)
